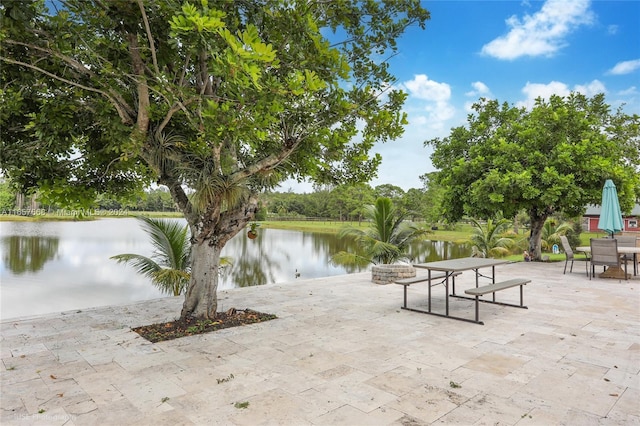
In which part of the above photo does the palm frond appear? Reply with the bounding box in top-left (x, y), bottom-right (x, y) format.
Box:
top-left (487, 246), bottom-right (512, 258)
top-left (392, 223), bottom-right (430, 249)
top-left (337, 225), bottom-right (368, 239)
top-left (137, 216), bottom-right (190, 271)
top-left (334, 197), bottom-right (429, 265)
top-left (147, 131), bottom-right (186, 177)
top-left (471, 246), bottom-right (484, 258)
top-left (369, 197), bottom-right (396, 242)
top-left (469, 217), bottom-right (514, 258)
top-left (330, 250), bottom-right (372, 268)
top-left (189, 168), bottom-right (250, 214)
top-left (541, 219), bottom-right (575, 249)
top-left (152, 269), bottom-right (190, 296)
top-left (112, 216), bottom-right (193, 296)
top-left (110, 253), bottom-right (161, 278)
top-left (369, 240), bottom-right (402, 264)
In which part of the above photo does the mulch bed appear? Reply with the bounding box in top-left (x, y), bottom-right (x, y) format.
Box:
top-left (132, 308), bottom-right (277, 343)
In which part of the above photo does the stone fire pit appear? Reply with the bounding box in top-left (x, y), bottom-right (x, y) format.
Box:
top-left (371, 264), bottom-right (415, 285)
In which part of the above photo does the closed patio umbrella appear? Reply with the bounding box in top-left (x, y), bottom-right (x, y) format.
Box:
top-left (597, 179), bottom-right (624, 238)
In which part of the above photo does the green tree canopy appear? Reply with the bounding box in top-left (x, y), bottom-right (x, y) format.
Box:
top-left (0, 0), bottom-right (429, 319)
top-left (326, 183), bottom-right (375, 221)
top-left (427, 93), bottom-right (640, 260)
top-left (374, 184), bottom-right (405, 202)
top-left (418, 171), bottom-right (445, 224)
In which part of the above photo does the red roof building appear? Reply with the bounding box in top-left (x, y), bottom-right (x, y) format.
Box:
top-left (583, 204), bottom-right (640, 233)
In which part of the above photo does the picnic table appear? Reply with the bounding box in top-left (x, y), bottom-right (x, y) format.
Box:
top-left (400, 257), bottom-right (529, 325)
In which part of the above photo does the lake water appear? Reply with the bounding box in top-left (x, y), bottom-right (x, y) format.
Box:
top-left (0, 218), bottom-right (470, 320)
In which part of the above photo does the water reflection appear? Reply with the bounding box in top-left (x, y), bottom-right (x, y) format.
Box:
top-left (410, 240), bottom-right (472, 263)
top-left (2, 236), bottom-right (60, 274)
top-left (0, 219), bottom-right (166, 320)
top-left (219, 229), bottom-right (364, 287)
top-left (0, 219), bottom-right (471, 320)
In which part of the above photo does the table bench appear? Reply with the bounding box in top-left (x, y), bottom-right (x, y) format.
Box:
top-left (464, 278), bottom-right (530, 323)
top-left (395, 271), bottom-right (462, 309)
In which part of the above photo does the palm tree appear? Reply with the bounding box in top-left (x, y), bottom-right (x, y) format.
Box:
top-left (468, 217), bottom-right (514, 258)
top-left (540, 218), bottom-right (573, 251)
top-left (111, 216), bottom-right (192, 296)
top-left (331, 197), bottom-right (430, 266)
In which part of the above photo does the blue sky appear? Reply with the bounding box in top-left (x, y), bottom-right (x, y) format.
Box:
top-left (282, 0), bottom-right (640, 193)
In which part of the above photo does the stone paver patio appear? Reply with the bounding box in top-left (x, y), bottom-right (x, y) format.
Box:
top-left (1, 260), bottom-right (639, 425)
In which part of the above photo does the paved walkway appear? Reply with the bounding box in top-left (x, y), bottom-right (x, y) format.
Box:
top-left (1, 261), bottom-right (639, 425)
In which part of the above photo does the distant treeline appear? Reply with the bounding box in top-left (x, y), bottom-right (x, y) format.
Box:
top-left (1, 179), bottom-right (446, 224)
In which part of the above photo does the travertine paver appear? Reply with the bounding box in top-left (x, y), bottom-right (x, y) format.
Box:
top-left (1, 261), bottom-right (639, 425)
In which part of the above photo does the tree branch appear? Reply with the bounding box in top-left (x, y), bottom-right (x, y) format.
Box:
top-left (3, 39), bottom-right (137, 120)
top-left (177, 51), bottom-right (191, 87)
top-left (4, 39), bottom-right (95, 79)
top-left (212, 191), bottom-right (259, 247)
top-left (0, 56), bottom-right (134, 125)
top-left (127, 33), bottom-right (150, 133)
top-left (231, 125), bottom-right (304, 182)
top-left (158, 173), bottom-right (198, 228)
top-left (137, 0), bottom-right (160, 75)
top-left (155, 98), bottom-right (198, 137)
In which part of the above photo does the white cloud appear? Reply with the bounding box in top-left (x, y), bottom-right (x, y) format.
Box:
top-left (607, 25), bottom-right (619, 35)
top-left (370, 112), bottom-right (447, 190)
top-left (403, 74), bottom-right (451, 102)
top-left (465, 81), bottom-right (492, 98)
top-left (607, 59), bottom-right (640, 75)
top-left (400, 74), bottom-right (455, 131)
top-left (463, 101), bottom-right (476, 114)
top-left (481, 0), bottom-right (594, 60)
top-left (464, 82), bottom-right (494, 113)
top-left (517, 79), bottom-right (606, 108)
top-left (574, 80), bottom-right (606, 97)
top-left (607, 87), bottom-right (640, 115)
top-left (364, 74), bottom-right (461, 190)
top-left (618, 86), bottom-right (638, 96)
top-left (520, 81), bottom-right (571, 104)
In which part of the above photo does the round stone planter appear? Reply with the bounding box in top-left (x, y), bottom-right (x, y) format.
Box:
top-left (371, 264), bottom-right (415, 285)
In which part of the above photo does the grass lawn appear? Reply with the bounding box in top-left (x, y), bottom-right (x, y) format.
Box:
top-left (261, 220), bottom-right (607, 263)
top-left (261, 220), bottom-right (478, 240)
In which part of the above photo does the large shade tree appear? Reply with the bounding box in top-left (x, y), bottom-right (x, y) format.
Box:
top-left (427, 93), bottom-right (640, 260)
top-left (0, 0), bottom-right (429, 319)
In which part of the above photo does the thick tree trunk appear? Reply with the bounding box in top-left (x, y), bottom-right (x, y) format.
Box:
top-left (181, 241), bottom-right (222, 320)
top-left (528, 213), bottom-right (548, 261)
top-left (529, 221), bottom-right (544, 260)
top-left (172, 188), bottom-right (258, 320)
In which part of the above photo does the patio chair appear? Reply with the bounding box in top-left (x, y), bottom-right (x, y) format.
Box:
top-left (560, 235), bottom-right (588, 276)
top-left (616, 235), bottom-right (639, 276)
top-left (589, 238), bottom-right (627, 280)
